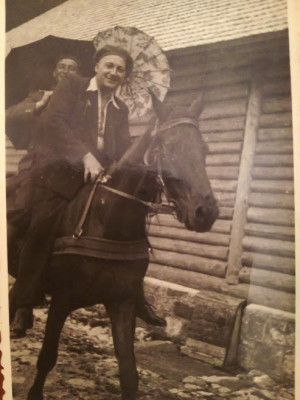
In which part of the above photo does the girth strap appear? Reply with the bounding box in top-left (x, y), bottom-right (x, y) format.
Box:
top-left (54, 236), bottom-right (150, 260)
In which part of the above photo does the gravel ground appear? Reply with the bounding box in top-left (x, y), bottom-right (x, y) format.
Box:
top-left (9, 306), bottom-right (294, 400)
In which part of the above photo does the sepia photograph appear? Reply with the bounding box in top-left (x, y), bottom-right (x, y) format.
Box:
top-left (1, 0), bottom-right (299, 399)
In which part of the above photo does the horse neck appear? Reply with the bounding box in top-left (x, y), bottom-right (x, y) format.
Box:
top-left (59, 169), bottom-right (156, 242)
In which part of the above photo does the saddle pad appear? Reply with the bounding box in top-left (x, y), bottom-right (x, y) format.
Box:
top-left (53, 236), bottom-right (150, 260)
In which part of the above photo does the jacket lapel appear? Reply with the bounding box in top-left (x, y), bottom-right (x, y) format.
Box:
top-left (83, 90), bottom-right (98, 148)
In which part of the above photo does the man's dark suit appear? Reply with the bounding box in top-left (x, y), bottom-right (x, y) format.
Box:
top-left (34, 74), bottom-right (131, 200)
top-left (15, 74), bottom-right (131, 309)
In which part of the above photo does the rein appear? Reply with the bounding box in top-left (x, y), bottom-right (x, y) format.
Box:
top-left (73, 117), bottom-right (198, 239)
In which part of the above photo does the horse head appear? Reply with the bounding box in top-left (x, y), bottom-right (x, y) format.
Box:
top-left (148, 93), bottom-right (219, 232)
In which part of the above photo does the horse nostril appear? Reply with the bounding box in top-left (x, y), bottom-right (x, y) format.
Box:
top-left (205, 194), bottom-right (212, 202)
top-left (195, 206), bottom-right (205, 219)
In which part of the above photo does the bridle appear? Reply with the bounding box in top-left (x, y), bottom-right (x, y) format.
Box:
top-left (73, 117), bottom-right (199, 238)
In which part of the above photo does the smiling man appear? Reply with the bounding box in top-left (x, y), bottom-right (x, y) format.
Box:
top-left (10, 45), bottom-right (166, 337)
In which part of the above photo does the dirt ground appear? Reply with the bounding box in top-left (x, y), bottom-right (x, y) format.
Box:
top-left (9, 307), bottom-right (294, 400)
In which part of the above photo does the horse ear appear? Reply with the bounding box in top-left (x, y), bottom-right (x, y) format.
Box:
top-left (188, 92), bottom-right (205, 118)
top-left (149, 90), bottom-right (172, 122)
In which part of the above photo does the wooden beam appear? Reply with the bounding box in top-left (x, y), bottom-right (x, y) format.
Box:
top-left (241, 251), bottom-right (295, 275)
top-left (244, 222), bottom-right (295, 241)
top-left (250, 179), bottom-right (294, 194)
top-left (203, 131), bottom-right (244, 142)
top-left (242, 235), bottom-right (295, 258)
top-left (248, 192), bottom-right (294, 209)
top-left (239, 267), bottom-right (295, 293)
top-left (148, 236), bottom-right (228, 261)
top-left (258, 127), bottom-right (292, 141)
top-left (150, 214), bottom-right (232, 234)
top-left (247, 207), bottom-right (294, 226)
top-left (226, 72), bottom-right (263, 284)
top-left (256, 140), bottom-right (293, 154)
top-left (149, 225), bottom-right (230, 246)
top-left (149, 249), bottom-right (227, 277)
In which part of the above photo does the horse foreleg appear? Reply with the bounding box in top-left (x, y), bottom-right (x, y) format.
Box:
top-left (106, 301), bottom-right (138, 400)
top-left (27, 293), bottom-right (70, 400)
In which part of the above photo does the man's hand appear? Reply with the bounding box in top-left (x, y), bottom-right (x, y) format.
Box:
top-left (82, 152), bottom-right (104, 183)
top-left (35, 90), bottom-right (53, 112)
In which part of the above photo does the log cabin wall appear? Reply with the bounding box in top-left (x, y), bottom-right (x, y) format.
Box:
top-left (145, 31), bottom-right (295, 314)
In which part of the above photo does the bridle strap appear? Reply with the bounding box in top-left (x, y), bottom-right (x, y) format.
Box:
top-left (73, 178), bottom-right (175, 239)
top-left (73, 180), bottom-right (99, 238)
top-left (156, 117), bottom-right (199, 134)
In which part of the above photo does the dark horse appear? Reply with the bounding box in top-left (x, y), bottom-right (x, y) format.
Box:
top-left (26, 95), bottom-right (219, 400)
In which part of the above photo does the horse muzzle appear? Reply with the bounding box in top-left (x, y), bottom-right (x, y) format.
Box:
top-left (175, 195), bottom-right (219, 232)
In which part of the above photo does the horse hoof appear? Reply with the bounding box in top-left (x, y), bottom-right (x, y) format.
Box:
top-left (27, 387), bottom-right (43, 400)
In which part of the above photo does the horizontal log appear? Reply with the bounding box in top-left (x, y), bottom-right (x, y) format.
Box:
top-left (5, 155), bottom-right (25, 164)
top-left (200, 99), bottom-right (247, 120)
top-left (205, 84), bottom-right (249, 101)
top-left (147, 265), bottom-right (295, 312)
top-left (6, 148), bottom-right (27, 156)
top-left (239, 267), bottom-right (295, 293)
top-left (207, 154), bottom-right (240, 166)
top-left (261, 97), bottom-right (292, 113)
top-left (263, 80), bottom-right (291, 96)
top-left (148, 263), bottom-right (224, 292)
top-left (248, 192), bottom-right (294, 210)
top-left (149, 225), bottom-right (230, 246)
top-left (218, 207), bottom-right (234, 220)
top-left (242, 251), bottom-right (295, 275)
top-left (167, 84), bottom-right (249, 103)
top-left (148, 236), bottom-right (228, 261)
top-left (259, 112), bottom-right (292, 128)
top-left (150, 249), bottom-right (227, 277)
top-left (254, 154), bottom-right (293, 167)
top-left (214, 192), bottom-right (235, 207)
top-left (6, 165), bottom-right (18, 175)
top-left (207, 166), bottom-right (239, 180)
top-left (150, 214), bottom-right (231, 234)
top-left (210, 179), bottom-right (237, 192)
top-left (258, 127), bottom-right (292, 141)
top-left (203, 131), bottom-right (244, 142)
top-left (247, 207), bottom-right (294, 226)
top-left (252, 167), bottom-right (293, 180)
top-left (244, 222), bottom-right (295, 241)
top-left (250, 179), bottom-right (294, 194)
top-left (242, 235), bottom-right (295, 258)
top-left (207, 142), bottom-right (242, 154)
top-left (173, 67), bottom-right (252, 91)
top-left (226, 283), bottom-right (295, 313)
top-left (199, 117), bottom-right (245, 132)
top-left (256, 140), bottom-right (293, 154)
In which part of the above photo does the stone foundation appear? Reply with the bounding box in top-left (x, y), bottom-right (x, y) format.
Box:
top-left (238, 304), bottom-right (295, 382)
top-left (143, 277), bottom-right (295, 383)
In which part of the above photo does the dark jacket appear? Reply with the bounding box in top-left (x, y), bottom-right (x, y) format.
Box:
top-left (5, 90), bottom-right (46, 151)
top-left (34, 75), bottom-right (131, 199)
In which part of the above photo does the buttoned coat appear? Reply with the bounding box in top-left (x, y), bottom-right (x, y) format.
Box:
top-left (34, 74), bottom-right (131, 199)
